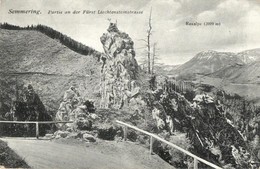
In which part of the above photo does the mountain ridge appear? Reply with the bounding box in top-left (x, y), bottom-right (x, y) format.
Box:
top-left (0, 23), bottom-right (102, 58)
top-left (173, 48), bottom-right (260, 82)
top-left (211, 61), bottom-right (260, 84)
top-left (174, 50), bottom-right (244, 77)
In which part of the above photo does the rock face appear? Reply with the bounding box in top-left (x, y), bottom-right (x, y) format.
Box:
top-left (3, 84), bottom-right (51, 136)
top-left (145, 82), bottom-right (253, 168)
top-left (100, 23), bottom-right (139, 109)
top-left (55, 86), bottom-right (95, 130)
top-left (6, 84), bottom-right (50, 121)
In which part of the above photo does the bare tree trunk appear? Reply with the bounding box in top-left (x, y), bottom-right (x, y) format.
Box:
top-left (147, 36), bottom-right (151, 74)
top-left (152, 43), bottom-right (156, 74)
top-left (147, 8), bottom-right (152, 74)
top-left (15, 77), bottom-right (19, 100)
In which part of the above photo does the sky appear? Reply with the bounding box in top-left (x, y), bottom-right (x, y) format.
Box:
top-left (1, 0), bottom-right (260, 65)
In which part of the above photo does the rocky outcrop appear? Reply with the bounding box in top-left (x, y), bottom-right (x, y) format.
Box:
top-left (50, 130), bottom-right (96, 142)
top-left (100, 23), bottom-right (139, 109)
top-left (145, 84), bottom-right (254, 168)
top-left (55, 86), bottom-right (96, 131)
top-left (3, 84), bottom-right (51, 136)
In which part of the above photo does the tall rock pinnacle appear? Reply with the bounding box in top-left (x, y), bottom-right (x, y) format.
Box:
top-left (100, 22), bottom-right (139, 109)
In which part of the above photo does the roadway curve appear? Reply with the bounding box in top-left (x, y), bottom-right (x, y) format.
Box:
top-left (1, 138), bottom-right (173, 169)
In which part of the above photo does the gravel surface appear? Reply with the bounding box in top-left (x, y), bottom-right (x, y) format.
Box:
top-left (1, 137), bottom-right (174, 169)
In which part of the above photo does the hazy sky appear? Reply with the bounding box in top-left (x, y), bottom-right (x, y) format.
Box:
top-left (1, 0), bottom-right (260, 65)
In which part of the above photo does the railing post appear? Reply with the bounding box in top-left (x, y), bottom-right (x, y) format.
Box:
top-left (123, 126), bottom-right (127, 141)
top-left (150, 136), bottom-right (153, 155)
top-left (194, 158), bottom-right (198, 169)
top-left (36, 122), bottom-right (39, 139)
top-left (115, 121), bottom-right (222, 169)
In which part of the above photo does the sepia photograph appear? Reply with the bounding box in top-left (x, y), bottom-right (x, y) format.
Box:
top-left (0, 0), bottom-right (260, 168)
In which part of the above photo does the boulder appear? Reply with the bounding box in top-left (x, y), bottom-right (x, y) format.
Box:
top-left (83, 133), bottom-right (96, 142)
top-left (66, 132), bottom-right (80, 139)
top-left (55, 135), bottom-right (61, 139)
top-left (54, 130), bottom-right (70, 138)
top-left (97, 125), bottom-right (117, 140)
top-left (44, 134), bottom-right (54, 139)
top-left (66, 127), bottom-right (73, 132)
top-left (76, 118), bottom-right (92, 130)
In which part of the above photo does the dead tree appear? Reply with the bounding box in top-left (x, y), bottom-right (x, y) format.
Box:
top-left (151, 42), bottom-right (159, 74)
top-left (138, 7), bottom-right (153, 74)
top-left (147, 8), bottom-right (152, 74)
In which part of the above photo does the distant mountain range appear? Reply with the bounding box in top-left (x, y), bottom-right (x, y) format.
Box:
top-left (237, 48), bottom-right (260, 64)
top-left (153, 64), bottom-right (180, 76)
top-left (169, 48), bottom-right (260, 83)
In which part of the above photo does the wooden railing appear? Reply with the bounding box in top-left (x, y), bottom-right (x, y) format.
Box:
top-left (0, 121), bottom-right (73, 139)
top-left (116, 120), bottom-right (222, 169)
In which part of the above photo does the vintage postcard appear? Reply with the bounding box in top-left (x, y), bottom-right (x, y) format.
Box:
top-left (0, 0), bottom-right (260, 168)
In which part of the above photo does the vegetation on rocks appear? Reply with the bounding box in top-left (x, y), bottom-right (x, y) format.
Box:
top-left (1, 22), bottom-right (260, 169)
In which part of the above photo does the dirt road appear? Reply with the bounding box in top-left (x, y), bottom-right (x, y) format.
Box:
top-left (1, 138), bottom-right (173, 169)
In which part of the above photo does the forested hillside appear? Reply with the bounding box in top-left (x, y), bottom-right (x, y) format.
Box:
top-left (0, 23), bottom-right (101, 58)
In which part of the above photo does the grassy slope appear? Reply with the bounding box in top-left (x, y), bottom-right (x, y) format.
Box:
top-left (211, 62), bottom-right (260, 84)
top-left (0, 140), bottom-right (29, 168)
top-left (0, 29), bottom-right (102, 114)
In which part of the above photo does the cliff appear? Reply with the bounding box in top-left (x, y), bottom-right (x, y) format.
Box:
top-left (99, 23), bottom-right (139, 109)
